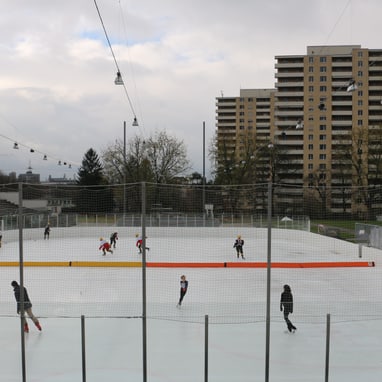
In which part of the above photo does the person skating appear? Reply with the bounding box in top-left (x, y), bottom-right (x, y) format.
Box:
top-left (99, 237), bottom-right (113, 255)
top-left (135, 234), bottom-right (150, 254)
top-left (280, 284), bottom-right (297, 333)
top-left (233, 235), bottom-right (245, 259)
top-left (177, 275), bottom-right (188, 307)
top-left (110, 232), bottom-right (118, 249)
top-left (0, 229), bottom-right (2, 248)
top-left (44, 224), bottom-right (50, 240)
top-left (11, 280), bottom-right (42, 333)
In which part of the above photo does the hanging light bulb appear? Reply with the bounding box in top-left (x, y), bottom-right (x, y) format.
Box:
top-left (43, 155), bottom-right (47, 160)
top-left (13, 142), bottom-right (19, 149)
top-left (132, 117), bottom-right (138, 126)
top-left (30, 148), bottom-right (35, 153)
top-left (68, 164), bottom-right (72, 169)
top-left (114, 71), bottom-right (124, 85)
top-left (58, 160), bottom-right (62, 165)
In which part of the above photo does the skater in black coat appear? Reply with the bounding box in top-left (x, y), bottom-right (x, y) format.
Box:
top-left (280, 284), bottom-right (296, 332)
top-left (11, 281), bottom-right (42, 332)
top-left (110, 232), bottom-right (118, 248)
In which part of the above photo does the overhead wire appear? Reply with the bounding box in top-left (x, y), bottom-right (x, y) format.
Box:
top-left (93, 0), bottom-right (138, 123)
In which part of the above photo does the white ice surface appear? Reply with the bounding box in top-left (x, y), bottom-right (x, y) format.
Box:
top-left (1, 228), bottom-right (382, 381)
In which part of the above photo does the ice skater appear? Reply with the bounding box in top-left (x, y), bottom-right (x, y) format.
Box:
top-left (11, 280), bottom-right (42, 333)
top-left (99, 237), bottom-right (113, 255)
top-left (44, 224), bottom-right (50, 240)
top-left (0, 229), bottom-right (2, 248)
top-left (280, 284), bottom-right (297, 333)
top-left (110, 232), bottom-right (118, 248)
top-left (135, 234), bottom-right (150, 254)
top-left (233, 235), bottom-right (245, 259)
top-left (177, 275), bottom-right (188, 307)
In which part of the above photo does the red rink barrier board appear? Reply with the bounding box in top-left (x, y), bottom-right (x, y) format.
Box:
top-left (0, 261), bottom-right (375, 268)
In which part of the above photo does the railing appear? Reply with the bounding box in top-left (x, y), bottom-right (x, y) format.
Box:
top-left (0, 213), bottom-right (310, 231)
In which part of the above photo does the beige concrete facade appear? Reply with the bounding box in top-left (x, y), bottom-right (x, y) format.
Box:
top-left (215, 45), bottom-right (382, 215)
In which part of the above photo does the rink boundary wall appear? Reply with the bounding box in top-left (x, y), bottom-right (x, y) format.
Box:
top-left (0, 261), bottom-right (375, 268)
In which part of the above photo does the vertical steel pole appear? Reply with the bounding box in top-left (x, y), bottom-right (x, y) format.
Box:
top-left (202, 121), bottom-right (206, 226)
top-left (81, 315), bottom-right (86, 382)
top-left (204, 314), bottom-right (209, 382)
top-left (141, 182), bottom-right (147, 382)
top-left (325, 314), bottom-right (331, 382)
top-left (18, 182), bottom-right (27, 382)
top-left (265, 180), bottom-right (272, 382)
top-left (123, 121), bottom-right (127, 226)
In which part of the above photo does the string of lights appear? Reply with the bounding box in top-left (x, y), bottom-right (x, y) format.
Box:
top-left (0, 131), bottom-right (77, 170)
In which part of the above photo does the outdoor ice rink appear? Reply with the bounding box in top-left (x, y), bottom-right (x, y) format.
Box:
top-left (1, 226), bottom-right (382, 381)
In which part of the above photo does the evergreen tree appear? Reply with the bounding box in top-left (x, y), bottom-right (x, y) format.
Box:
top-left (75, 148), bottom-right (114, 213)
top-left (77, 148), bottom-right (105, 186)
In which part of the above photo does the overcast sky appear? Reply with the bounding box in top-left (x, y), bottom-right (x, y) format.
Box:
top-left (0, 0), bottom-right (381, 181)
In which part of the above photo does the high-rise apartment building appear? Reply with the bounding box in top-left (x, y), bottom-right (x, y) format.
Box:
top-left (216, 45), bottom-right (382, 215)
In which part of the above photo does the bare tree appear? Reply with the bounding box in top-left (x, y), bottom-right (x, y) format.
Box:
top-left (102, 130), bottom-right (189, 184)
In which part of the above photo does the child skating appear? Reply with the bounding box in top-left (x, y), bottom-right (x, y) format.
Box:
top-left (135, 234), bottom-right (150, 254)
top-left (233, 235), bottom-right (245, 259)
top-left (177, 275), bottom-right (188, 308)
top-left (99, 237), bottom-right (113, 255)
top-left (110, 232), bottom-right (118, 248)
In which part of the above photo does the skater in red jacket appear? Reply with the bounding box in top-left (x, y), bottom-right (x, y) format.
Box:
top-left (135, 234), bottom-right (150, 254)
top-left (99, 238), bottom-right (113, 255)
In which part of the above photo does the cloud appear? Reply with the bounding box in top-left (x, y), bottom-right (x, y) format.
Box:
top-left (0, 0), bottom-right (381, 180)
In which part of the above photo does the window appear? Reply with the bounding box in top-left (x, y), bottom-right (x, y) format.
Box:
top-left (320, 76), bottom-right (327, 82)
top-left (320, 86), bottom-right (327, 92)
top-left (320, 66), bottom-right (327, 72)
top-left (319, 144), bottom-right (326, 150)
top-left (319, 163), bottom-right (326, 170)
top-left (320, 57), bottom-right (327, 63)
top-left (358, 110), bottom-right (363, 116)
top-left (358, 71), bottom-right (363, 77)
top-left (358, 51), bottom-right (363, 57)
top-left (358, 61), bottom-right (363, 67)
top-left (309, 66), bottom-right (314, 72)
top-left (308, 144), bottom-right (313, 150)
top-left (309, 76), bottom-right (314, 82)
top-left (319, 134), bottom-right (326, 140)
top-left (320, 125), bottom-right (326, 131)
top-left (309, 56), bottom-right (314, 63)
top-left (309, 86), bottom-right (314, 92)
top-left (248, 98), bottom-right (253, 102)
top-left (308, 163), bottom-right (313, 169)
top-left (358, 100), bottom-right (363, 106)
top-left (308, 154), bottom-right (313, 160)
top-left (319, 154), bottom-right (326, 160)
top-left (358, 120), bottom-right (363, 126)
top-left (320, 116), bottom-right (327, 121)
top-left (309, 134), bottom-right (314, 140)
top-left (358, 90), bottom-right (363, 97)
